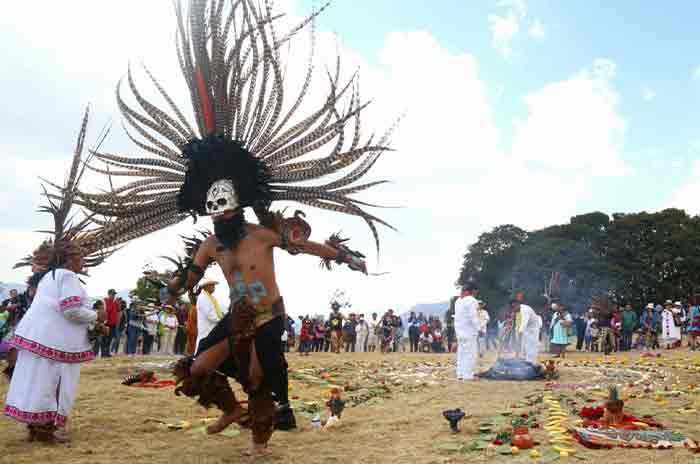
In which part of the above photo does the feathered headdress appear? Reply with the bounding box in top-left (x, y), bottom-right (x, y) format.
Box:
top-left (72, 0), bottom-right (397, 254)
top-left (16, 107), bottom-right (113, 277)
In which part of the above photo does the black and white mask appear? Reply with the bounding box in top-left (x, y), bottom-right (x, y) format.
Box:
top-left (206, 179), bottom-right (239, 217)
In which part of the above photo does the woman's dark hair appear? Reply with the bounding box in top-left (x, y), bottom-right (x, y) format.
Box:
top-left (93, 300), bottom-right (104, 310)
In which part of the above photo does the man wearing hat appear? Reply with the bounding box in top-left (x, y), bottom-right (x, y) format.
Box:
top-left (328, 302), bottom-right (344, 354)
top-left (640, 303), bottom-right (658, 350)
top-left (195, 278), bottom-right (224, 353)
top-left (160, 305), bottom-right (179, 355)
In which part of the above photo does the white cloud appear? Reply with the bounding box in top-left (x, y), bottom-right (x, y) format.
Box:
top-left (499, 0), bottom-right (527, 18)
top-left (592, 58), bottom-right (617, 80)
top-left (528, 19), bottom-right (546, 40)
top-left (511, 58), bottom-right (629, 176)
top-left (641, 86), bottom-right (656, 101)
top-left (666, 143), bottom-right (700, 213)
top-left (667, 160), bottom-right (700, 214)
top-left (496, 84), bottom-right (505, 99)
top-left (488, 13), bottom-right (520, 59)
top-left (0, 3), bottom-right (630, 315)
top-left (489, 1), bottom-right (546, 58)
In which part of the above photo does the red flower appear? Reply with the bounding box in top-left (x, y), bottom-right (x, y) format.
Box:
top-left (579, 406), bottom-right (604, 420)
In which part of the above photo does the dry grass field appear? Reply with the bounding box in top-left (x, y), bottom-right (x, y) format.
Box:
top-left (2, 350), bottom-right (700, 464)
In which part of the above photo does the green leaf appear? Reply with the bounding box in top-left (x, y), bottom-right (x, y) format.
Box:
top-left (219, 428), bottom-right (241, 438)
top-left (495, 444), bottom-right (513, 455)
top-left (540, 450), bottom-right (561, 463)
top-left (436, 442), bottom-right (465, 452)
top-left (467, 439), bottom-right (490, 451)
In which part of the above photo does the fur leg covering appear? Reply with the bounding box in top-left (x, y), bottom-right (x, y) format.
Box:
top-left (173, 357), bottom-right (238, 414)
top-left (249, 389), bottom-right (275, 445)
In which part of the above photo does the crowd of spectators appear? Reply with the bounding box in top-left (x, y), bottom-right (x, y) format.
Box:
top-left (284, 305), bottom-right (461, 354)
top-left (572, 300), bottom-right (699, 353)
top-left (90, 291), bottom-right (190, 357)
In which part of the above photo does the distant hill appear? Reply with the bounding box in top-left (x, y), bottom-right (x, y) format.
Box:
top-left (400, 301), bottom-right (450, 322)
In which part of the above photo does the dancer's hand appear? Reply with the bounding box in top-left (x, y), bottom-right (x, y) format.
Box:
top-left (335, 245), bottom-right (367, 274)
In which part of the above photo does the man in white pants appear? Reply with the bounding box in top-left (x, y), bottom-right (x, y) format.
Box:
top-left (454, 283), bottom-right (480, 381)
top-left (355, 314), bottom-right (369, 352)
top-left (367, 313), bottom-right (380, 352)
top-left (515, 298), bottom-right (538, 359)
top-left (519, 302), bottom-right (542, 365)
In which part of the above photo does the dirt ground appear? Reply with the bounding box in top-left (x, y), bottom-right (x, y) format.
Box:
top-left (2, 350), bottom-right (700, 464)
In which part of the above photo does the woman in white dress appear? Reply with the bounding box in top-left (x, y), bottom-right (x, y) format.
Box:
top-left (660, 301), bottom-right (682, 349)
top-left (4, 243), bottom-right (108, 442)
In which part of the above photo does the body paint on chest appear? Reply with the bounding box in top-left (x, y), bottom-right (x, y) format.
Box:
top-left (229, 272), bottom-right (268, 304)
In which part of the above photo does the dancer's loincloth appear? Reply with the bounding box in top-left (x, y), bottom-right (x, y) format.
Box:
top-left (195, 297), bottom-right (287, 399)
top-left (175, 297), bottom-right (287, 445)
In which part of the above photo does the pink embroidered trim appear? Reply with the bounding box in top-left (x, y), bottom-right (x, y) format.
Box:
top-left (59, 296), bottom-right (82, 311)
top-left (55, 414), bottom-right (67, 427)
top-left (9, 335), bottom-right (95, 363)
top-left (4, 405), bottom-right (67, 428)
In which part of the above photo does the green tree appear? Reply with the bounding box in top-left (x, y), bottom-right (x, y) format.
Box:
top-left (457, 224), bottom-right (528, 315)
top-left (130, 276), bottom-right (161, 302)
top-left (456, 208), bottom-right (700, 313)
top-left (511, 236), bottom-right (617, 312)
top-left (605, 208), bottom-right (700, 305)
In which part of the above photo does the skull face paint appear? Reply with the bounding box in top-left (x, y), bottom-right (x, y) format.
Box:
top-left (206, 179), bottom-right (239, 217)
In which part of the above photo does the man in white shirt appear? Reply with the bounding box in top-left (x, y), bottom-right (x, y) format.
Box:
top-left (355, 314), bottom-right (369, 352)
top-left (367, 313), bottom-right (381, 352)
top-left (454, 283), bottom-right (480, 381)
top-left (520, 305), bottom-right (542, 364)
top-left (477, 301), bottom-right (490, 358)
top-left (195, 279), bottom-right (224, 353)
top-left (516, 299), bottom-right (538, 359)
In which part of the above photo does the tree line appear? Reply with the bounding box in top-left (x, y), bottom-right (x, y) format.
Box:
top-left (457, 209), bottom-right (700, 314)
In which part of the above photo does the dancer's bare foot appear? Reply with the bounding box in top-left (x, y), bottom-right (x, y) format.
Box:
top-left (207, 407), bottom-right (246, 434)
top-left (242, 443), bottom-right (272, 457)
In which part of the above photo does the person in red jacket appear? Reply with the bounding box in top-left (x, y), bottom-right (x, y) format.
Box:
top-left (98, 289), bottom-right (119, 358)
top-left (298, 319), bottom-right (313, 356)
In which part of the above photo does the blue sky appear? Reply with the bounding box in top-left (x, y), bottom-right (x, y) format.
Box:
top-left (1, 0), bottom-right (699, 314)
top-left (297, 0), bottom-right (700, 213)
